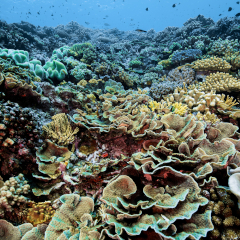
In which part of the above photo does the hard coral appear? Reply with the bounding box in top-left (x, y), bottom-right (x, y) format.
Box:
top-left (100, 166), bottom-right (212, 239)
top-left (42, 113), bottom-right (79, 146)
top-left (191, 56), bottom-right (231, 72)
top-left (25, 201), bottom-right (55, 226)
top-left (0, 174), bottom-right (30, 218)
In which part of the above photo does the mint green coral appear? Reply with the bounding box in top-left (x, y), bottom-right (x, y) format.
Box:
top-left (0, 48), bottom-right (48, 79)
top-left (43, 60), bottom-right (67, 81)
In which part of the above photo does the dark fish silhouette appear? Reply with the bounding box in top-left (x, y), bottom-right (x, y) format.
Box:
top-left (228, 7), bottom-right (233, 11)
top-left (135, 29), bottom-right (147, 32)
top-left (37, 11), bottom-right (40, 15)
top-left (219, 14), bottom-right (222, 16)
top-left (172, 4), bottom-right (176, 7)
top-left (104, 23), bottom-right (110, 26)
top-left (85, 22), bottom-right (90, 25)
top-left (146, 7), bottom-right (148, 11)
top-left (237, 1), bottom-right (240, 4)
top-left (236, 12), bottom-right (240, 16)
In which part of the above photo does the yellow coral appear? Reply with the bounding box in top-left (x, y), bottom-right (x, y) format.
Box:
top-left (26, 201), bottom-right (55, 226)
top-left (197, 72), bottom-right (240, 93)
top-left (149, 100), bottom-right (161, 112)
top-left (218, 94), bottom-right (238, 110)
top-left (42, 113), bottom-right (79, 146)
top-left (196, 111), bottom-right (219, 124)
top-left (224, 51), bottom-right (240, 70)
top-left (191, 57), bottom-right (231, 72)
top-left (137, 88), bottom-right (148, 94)
top-left (149, 100), bottom-right (171, 114)
top-left (77, 79), bottom-right (88, 87)
top-left (89, 79), bottom-right (99, 85)
top-left (87, 93), bottom-right (96, 103)
top-left (172, 102), bottom-right (188, 116)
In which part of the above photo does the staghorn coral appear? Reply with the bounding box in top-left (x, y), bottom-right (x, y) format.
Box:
top-left (191, 56), bottom-right (232, 72)
top-left (42, 113), bottom-right (79, 146)
top-left (208, 38), bottom-right (239, 56)
top-left (172, 102), bottom-right (188, 116)
top-left (196, 111), bottom-right (220, 124)
top-left (165, 88), bottom-right (234, 114)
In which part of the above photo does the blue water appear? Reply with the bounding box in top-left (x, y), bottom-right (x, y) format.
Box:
top-left (0, 0), bottom-right (239, 31)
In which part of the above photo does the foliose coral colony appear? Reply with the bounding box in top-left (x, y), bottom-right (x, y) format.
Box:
top-left (0, 14), bottom-right (240, 239)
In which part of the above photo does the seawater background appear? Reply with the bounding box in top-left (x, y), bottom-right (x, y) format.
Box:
top-left (0, 0), bottom-right (239, 31)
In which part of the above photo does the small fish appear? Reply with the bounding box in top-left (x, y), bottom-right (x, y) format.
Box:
top-left (135, 29), bottom-right (147, 32)
top-left (236, 12), bottom-right (240, 16)
top-left (237, 1), bottom-right (240, 4)
top-left (172, 4), bottom-right (176, 7)
top-left (28, 12), bottom-right (31, 14)
top-left (219, 14), bottom-right (222, 16)
top-left (104, 23), bottom-right (110, 26)
top-left (37, 11), bottom-right (40, 15)
top-left (85, 22), bottom-right (90, 25)
top-left (228, 7), bottom-right (233, 11)
top-left (146, 7), bottom-right (148, 11)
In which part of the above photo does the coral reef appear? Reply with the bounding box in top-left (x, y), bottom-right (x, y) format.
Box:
top-left (0, 14), bottom-right (240, 240)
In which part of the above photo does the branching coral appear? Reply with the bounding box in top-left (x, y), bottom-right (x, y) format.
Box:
top-left (42, 113), bottom-right (79, 146)
top-left (195, 72), bottom-right (240, 93)
top-left (191, 57), bottom-right (232, 72)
